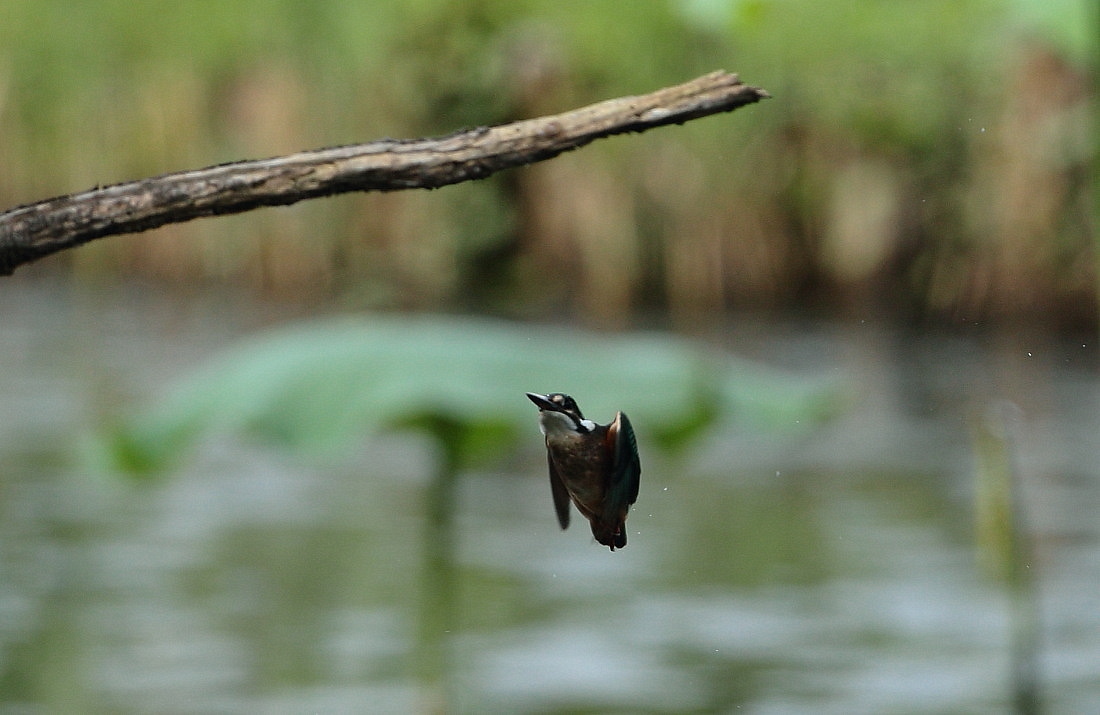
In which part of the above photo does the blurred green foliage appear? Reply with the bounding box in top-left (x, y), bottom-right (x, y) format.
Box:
top-left (88, 315), bottom-right (838, 476)
top-left (0, 0), bottom-right (1094, 324)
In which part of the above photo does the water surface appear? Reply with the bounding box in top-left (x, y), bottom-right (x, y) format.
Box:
top-left (1, 280), bottom-right (1097, 713)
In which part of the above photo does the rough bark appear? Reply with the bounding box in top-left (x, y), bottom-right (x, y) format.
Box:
top-left (0, 71), bottom-right (767, 275)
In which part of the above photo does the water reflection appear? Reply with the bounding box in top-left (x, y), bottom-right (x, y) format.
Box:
top-left (1, 282), bottom-right (1098, 712)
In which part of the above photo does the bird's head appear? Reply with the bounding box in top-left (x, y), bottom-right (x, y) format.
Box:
top-left (525, 392), bottom-right (596, 435)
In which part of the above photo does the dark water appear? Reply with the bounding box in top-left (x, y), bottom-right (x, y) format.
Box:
top-left (1, 280), bottom-right (1098, 713)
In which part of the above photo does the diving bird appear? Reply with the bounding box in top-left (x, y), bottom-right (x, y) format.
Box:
top-left (525, 392), bottom-right (641, 550)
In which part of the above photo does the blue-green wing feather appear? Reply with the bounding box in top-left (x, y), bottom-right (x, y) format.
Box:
top-left (607, 411), bottom-right (641, 516)
top-left (547, 451), bottom-right (572, 530)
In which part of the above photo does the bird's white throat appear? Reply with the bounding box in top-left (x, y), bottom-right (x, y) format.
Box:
top-left (538, 410), bottom-right (595, 437)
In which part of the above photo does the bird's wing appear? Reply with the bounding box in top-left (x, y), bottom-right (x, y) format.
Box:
top-left (547, 450), bottom-right (571, 530)
top-left (606, 411), bottom-right (641, 516)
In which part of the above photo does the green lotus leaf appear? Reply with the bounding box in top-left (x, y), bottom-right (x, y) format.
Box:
top-left (96, 315), bottom-right (838, 475)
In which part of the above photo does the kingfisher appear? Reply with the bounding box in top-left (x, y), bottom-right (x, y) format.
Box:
top-left (525, 392), bottom-right (641, 550)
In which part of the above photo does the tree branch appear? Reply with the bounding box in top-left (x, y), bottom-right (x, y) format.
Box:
top-left (0, 70), bottom-right (768, 275)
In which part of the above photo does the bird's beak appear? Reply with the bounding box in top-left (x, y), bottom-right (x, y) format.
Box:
top-left (525, 392), bottom-right (559, 412)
